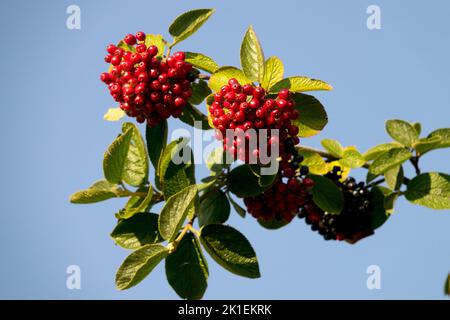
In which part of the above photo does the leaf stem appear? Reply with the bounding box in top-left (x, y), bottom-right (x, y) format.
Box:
top-left (174, 223), bottom-right (191, 244)
top-left (188, 224), bottom-right (200, 237)
top-left (198, 74), bottom-right (210, 80)
top-left (410, 156), bottom-right (421, 175)
top-left (368, 178), bottom-right (385, 187)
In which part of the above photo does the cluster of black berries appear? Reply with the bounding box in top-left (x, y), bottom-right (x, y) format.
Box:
top-left (100, 32), bottom-right (196, 127)
top-left (244, 143), bottom-right (315, 222)
top-left (210, 78), bottom-right (300, 162)
top-left (298, 166), bottom-right (375, 241)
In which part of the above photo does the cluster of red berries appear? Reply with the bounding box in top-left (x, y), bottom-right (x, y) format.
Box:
top-left (209, 78), bottom-right (300, 162)
top-left (244, 142), bottom-right (315, 222)
top-left (100, 32), bottom-right (196, 127)
top-left (297, 166), bottom-right (375, 241)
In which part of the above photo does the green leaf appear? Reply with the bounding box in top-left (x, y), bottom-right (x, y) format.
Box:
top-left (405, 172), bottom-right (450, 209)
top-left (179, 103), bottom-right (211, 130)
top-left (428, 128), bottom-right (450, 148)
top-left (111, 213), bottom-right (163, 249)
top-left (70, 180), bottom-right (118, 204)
top-left (159, 185), bottom-right (198, 241)
top-left (116, 185), bottom-right (154, 220)
top-left (198, 189), bottom-right (230, 227)
top-left (158, 138), bottom-right (196, 199)
top-left (445, 274), bottom-right (450, 296)
top-left (296, 150), bottom-right (329, 175)
top-left (369, 148), bottom-right (412, 176)
top-left (249, 164), bottom-right (278, 188)
top-left (384, 165), bottom-right (404, 191)
top-left (165, 233), bottom-right (208, 300)
top-left (185, 52), bottom-right (219, 74)
top-left (371, 186), bottom-right (394, 230)
top-left (412, 122), bottom-right (422, 136)
top-left (123, 186), bottom-right (150, 211)
top-left (115, 244), bottom-right (168, 290)
top-left (270, 76), bottom-right (333, 93)
top-left (227, 193), bottom-right (246, 218)
top-left (308, 174), bottom-right (344, 214)
top-left (104, 107), bottom-right (125, 122)
top-left (208, 66), bottom-right (252, 92)
top-left (103, 127), bottom-right (133, 184)
top-left (339, 147), bottom-right (366, 169)
top-left (228, 165), bottom-right (271, 198)
top-left (121, 123), bottom-right (149, 187)
top-left (205, 94), bottom-right (216, 128)
top-left (169, 9), bottom-right (215, 46)
top-left (240, 26), bottom-right (265, 83)
top-left (258, 170), bottom-right (278, 188)
top-left (414, 136), bottom-right (443, 155)
top-left (261, 56), bottom-right (284, 91)
top-left (144, 34), bottom-right (165, 57)
top-left (199, 224), bottom-right (260, 278)
top-left (206, 147), bottom-right (228, 173)
top-left (117, 40), bottom-right (135, 53)
top-left (291, 93), bottom-right (328, 137)
top-left (146, 120), bottom-right (168, 189)
top-left (321, 139), bottom-right (344, 158)
top-left (384, 192), bottom-right (399, 212)
top-left (385, 119), bottom-right (419, 147)
top-left (415, 128), bottom-right (450, 155)
top-left (363, 142), bottom-right (403, 161)
top-left (257, 218), bottom-right (289, 230)
top-left (188, 80), bottom-right (212, 105)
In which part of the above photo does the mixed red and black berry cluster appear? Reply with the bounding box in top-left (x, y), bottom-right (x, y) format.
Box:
top-left (100, 32), bottom-right (196, 127)
top-left (209, 78), bottom-right (300, 163)
top-left (298, 166), bottom-right (375, 241)
top-left (244, 142), bottom-right (315, 222)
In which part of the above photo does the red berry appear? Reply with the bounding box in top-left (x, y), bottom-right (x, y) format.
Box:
top-left (111, 55), bottom-right (121, 66)
top-left (228, 78), bottom-right (239, 86)
top-left (253, 87), bottom-right (265, 99)
top-left (276, 99), bottom-right (288, 108)
top-left (135, 31), bottom-right (146, 41)
top-left (174, 97), bottom-right (186, 108)
top-left (249, 99), bottom-right (260, 109)
top-left (173, 51), bottom-right (185, 61)
top-left (124, 34), bottom-right (137, 45)
top-left (147, 45), bottom-right (158, 56)
top-left (100, 73), bottom-right (110, 83)
top-left (114, 48), bottom-right (124, 56)
top-left (107, 44), bottom-right (116, 54)
top-left (136, 43), bottom-right (147, 53)
top-left (278, 89), bottom-right (290, 100)
top-left (242, 84), bottom-right (254, 95)
top-left (303, 178), bottom-right (314, 188)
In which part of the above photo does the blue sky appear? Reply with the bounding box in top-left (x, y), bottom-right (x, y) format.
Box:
top-left (0, 0), bottom-right (449, 299)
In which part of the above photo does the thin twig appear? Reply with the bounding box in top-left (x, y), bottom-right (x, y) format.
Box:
top-left (410, 156), bottom-right (421, 175)
top-left (368, 178), bottom-right (385, 187)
